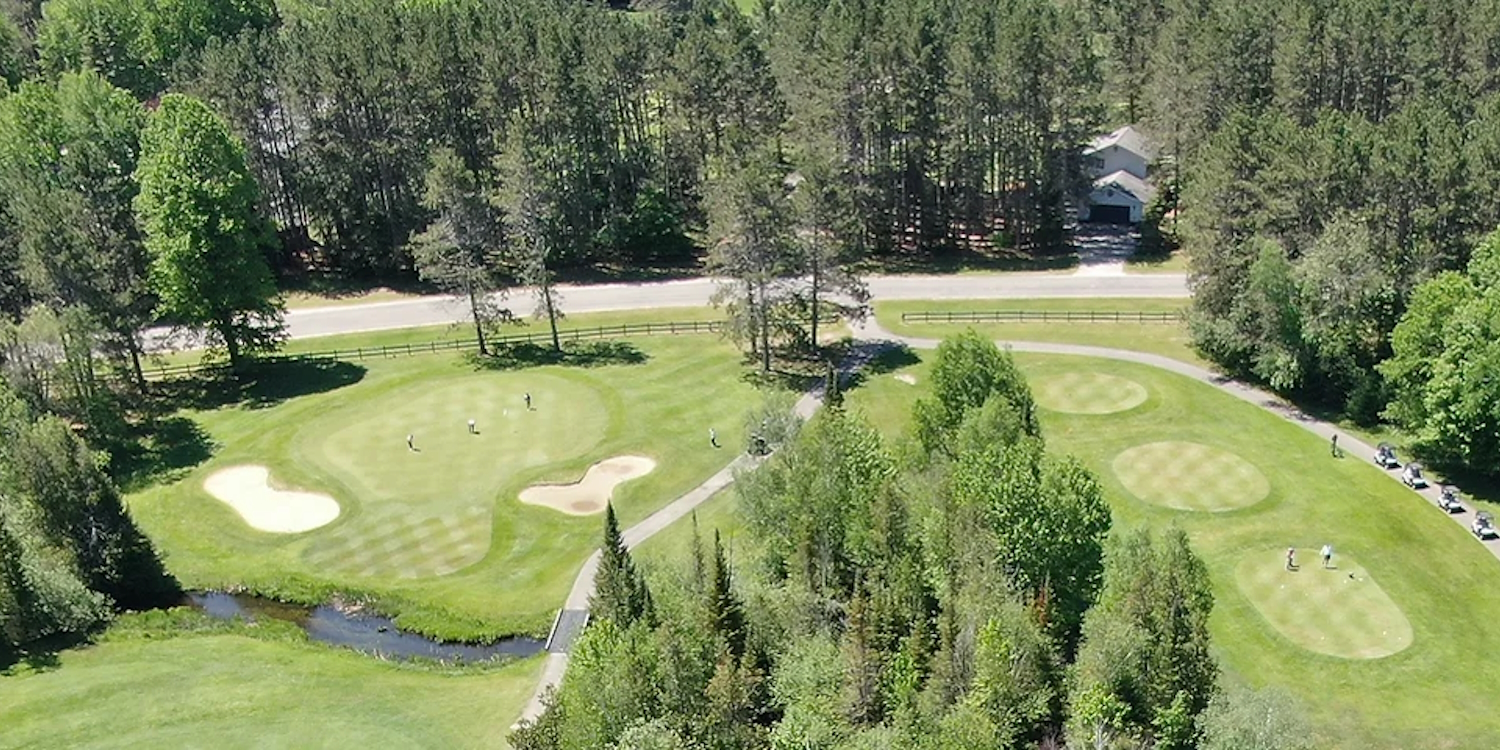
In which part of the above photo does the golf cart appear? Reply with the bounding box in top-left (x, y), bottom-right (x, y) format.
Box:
top-left (1401, 462), bottom-right (1428, 489)
top-left (1438, 485), bottom-right (1465, 514)
top-left (1373, 442), bottom-right (1400, 469)
top-left (1473, 511), bottom-right (1498, 540)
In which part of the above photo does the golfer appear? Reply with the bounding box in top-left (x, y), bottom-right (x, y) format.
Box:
top-left (1286, 546), bottom-right (1296, 570)
top-left (468, 419), bottom-right (477, 434)
top-left (1321, 544), bottom-right (1333, 568)
top-left (406, 433), bottom-right (415, 451)
top-left (709, 427), bottom-right (719, 448)
top-left (524, 392), bottom-right (533, 410)
top-left (1331, 434), bottom-right (1339, 456)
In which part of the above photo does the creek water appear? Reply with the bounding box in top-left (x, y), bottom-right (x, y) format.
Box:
top-left (187, 591), bottom-right (544, 662)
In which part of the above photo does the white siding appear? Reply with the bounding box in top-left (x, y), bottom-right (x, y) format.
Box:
top-left (1088, 145), bottom-right (1148, 180)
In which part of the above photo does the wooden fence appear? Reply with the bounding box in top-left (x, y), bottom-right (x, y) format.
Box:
top-left (899, 309), bottom-right (1185, 325)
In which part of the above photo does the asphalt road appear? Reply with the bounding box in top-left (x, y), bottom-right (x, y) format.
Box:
top-left (277, 273), bottom-right (1189, 341)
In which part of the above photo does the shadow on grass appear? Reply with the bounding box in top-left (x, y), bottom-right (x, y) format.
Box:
top-left (856, 246), bottom-right (1078, 275)
top-left (840, 343), bottom-right (921, 393)
top-left (0, 630), bottom-right (89, 674)
top-left (153, 359), bottom-right (367, 412)
top-left (111, 415), bottom-right (216, 493)
top-left (469, 340), bottom-right (650, 371)
top-left (280, 272), bottom-right (435, 301)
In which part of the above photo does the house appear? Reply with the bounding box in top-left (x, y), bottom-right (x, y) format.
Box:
top-left (1080, 169), bottom-right (1155, 224)
top-left (1085, 125), bottom-right (1151, 180)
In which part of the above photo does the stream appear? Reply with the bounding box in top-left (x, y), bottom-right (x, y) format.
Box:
top-left (187, 591), bottom-right (545, 663)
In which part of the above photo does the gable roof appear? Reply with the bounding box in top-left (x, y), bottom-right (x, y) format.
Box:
top-left (1085, 125), bottom-right (1154, 159)
top-left (1092, 170), bottom-right (1156, 204)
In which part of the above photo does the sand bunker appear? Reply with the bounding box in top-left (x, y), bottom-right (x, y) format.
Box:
top-left (519, 456), bottom-right (657, 515)
top-left (203, 465), bottom-right (341, 533)
top-left (894, 373), bottom-right (918, 385)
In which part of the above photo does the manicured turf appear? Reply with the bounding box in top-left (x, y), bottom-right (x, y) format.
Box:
top-left (844, 351), bottom-right (1500, 749)
top-left (1033, 371), bottom-right (1148, 414)
top-left (874, 298), bottom-right (1203, 366)
top-left (0, 623), bottom-right (539, 749)
top-left (128, 334), bottom-right (758, 640)
top-left (1235, 552), bottom-right (1412, 660)
top-left (1112, 441), bottom-right (1270, 512)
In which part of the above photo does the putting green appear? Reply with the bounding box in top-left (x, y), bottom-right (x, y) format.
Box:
top-left (296, 372), bottom-right (611, 578)
top-left (1112, 441), bottom-right (1270, 512)
top-left (1033, 371), bottom-right (1148, 414)
top-left (1235, 551), bottom-right (1413, 659)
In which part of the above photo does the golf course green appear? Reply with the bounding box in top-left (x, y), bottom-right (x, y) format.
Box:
top-left (844, 349), bottom-right (1500, 749)
top-left (126, 333), bottom-right (757, 640)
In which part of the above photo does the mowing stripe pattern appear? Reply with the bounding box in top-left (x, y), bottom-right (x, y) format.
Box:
top-left (303, 506), bottom-right (491, 578)
top-left (1235, 552), bottom-right (1413, 659)
top-left (1033, 371), bottom-right (1149, 415)
top-left (1112, 441), bottom-right (1270, 512)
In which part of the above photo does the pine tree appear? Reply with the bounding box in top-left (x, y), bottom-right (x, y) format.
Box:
top-left (589, 502), bottom-right (653, 627)
top-left (708, 529), bottom-right (746, 661)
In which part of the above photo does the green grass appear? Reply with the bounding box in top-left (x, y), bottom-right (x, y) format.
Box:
top-left (842, 350), bottom-right (1500, 749)
top-left (1112, 441), bottom-right (1271, 512)
top-left (128, 334), bottom-right (759, 641)
top-left (1033, 371), bottom-right (1149, 415)
top-left (1234, 552), bottom-right (1413, 660)
top-left (874, 298), bottom-right (1204, 366)
top-left (1125, 248), bottom-right (1190, 274)
top-left (0, 616), bottom-right (540, 749)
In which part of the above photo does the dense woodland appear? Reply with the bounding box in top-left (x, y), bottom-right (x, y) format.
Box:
top-left (513, 333), bottom-right (1310, 750)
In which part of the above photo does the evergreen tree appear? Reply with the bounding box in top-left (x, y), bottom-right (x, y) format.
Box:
top-left (707, 529), bottom-right (745, 661)
top-left (591, 503), bottom-right (654, 628)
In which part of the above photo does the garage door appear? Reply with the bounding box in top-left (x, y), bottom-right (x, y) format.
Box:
top-left (1088, 204), bottom-right (1133, 224)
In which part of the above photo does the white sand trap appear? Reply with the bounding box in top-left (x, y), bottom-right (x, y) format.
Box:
top-left (203, 465), bottom-right (341, 533)
top-left (519, 456), bottom-right (657, 516)
top-left (894, 373), bottom-right (918, 385)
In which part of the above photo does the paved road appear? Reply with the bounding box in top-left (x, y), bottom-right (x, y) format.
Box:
top-left (276, 273), bottom-right (1187, 341)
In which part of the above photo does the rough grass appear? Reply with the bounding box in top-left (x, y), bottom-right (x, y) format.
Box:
top-left (1112, 441), bottom-right (1271, 512)
top-left (843, 351), bottom-right (1500, 749)
top-left (874, 298), bottom-right (1203, 366)
top-left (0, 621), bottom-right (540, 749)
top-left (1033, 371), bottom-right (1149, 415)
top-left (127, 335), bottom-right (758, 641)
top-left (1234, 552), bottom-right (1413, 660)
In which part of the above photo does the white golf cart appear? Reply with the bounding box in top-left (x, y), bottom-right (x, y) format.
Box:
top-left (1473, 511), bottom-right (1498, 540)
top-left (1373, 442), bottom-right (1400, 469)
top-left (1401, 462), bottom-right (1428, 489)
top-left (1438, 485), bottom-right (1465, 514)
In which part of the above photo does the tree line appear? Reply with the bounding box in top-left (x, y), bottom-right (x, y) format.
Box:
top-left (514, 332), bottom-right (1313, 750)
top-left (1097, 0), bottom-right (1500, 473)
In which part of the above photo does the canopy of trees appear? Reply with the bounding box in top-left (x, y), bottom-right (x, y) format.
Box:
top-left (512, 335), bottom-right (1292, 749)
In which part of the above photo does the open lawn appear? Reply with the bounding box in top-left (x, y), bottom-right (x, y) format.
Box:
top-left (0, 615), bottom-right (539, 749)
top-left (841, 350), bottom-right (1500, 750)
top-left (127, 334), bottom-right (759, 641)
top-left (874, 298), bottom-right (1203, 366)
top-left (1125, 248), bottom-right (1191, 274)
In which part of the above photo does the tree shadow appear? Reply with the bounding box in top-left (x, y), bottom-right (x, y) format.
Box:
top-left (110, 415), bottom-right (217, 493)
top-left (469, 340), bottom-right (650, 371)
top-left (152, 359), bottom-right (367, 412)
top-left (0, 631), bottom-right (89, 674)
top-left (835, 342), bottom-right (921, 393)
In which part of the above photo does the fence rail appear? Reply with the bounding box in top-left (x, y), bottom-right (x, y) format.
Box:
top-left (139, 319), bottom-right (731, 382)
top-left (900, 309), bottom-right (1185, 325)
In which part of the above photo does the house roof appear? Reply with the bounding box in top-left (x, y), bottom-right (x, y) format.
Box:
top-left (1092, 170), bottom-right (1156, 204)
top-left (1085, 125), bottom-right (1154, 159)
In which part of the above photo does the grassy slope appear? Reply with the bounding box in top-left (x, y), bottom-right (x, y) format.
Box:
top-left (874, 298), bottom-right (1203, 366)
top-left (841, 352), bottom-right (1500, 750)
top-left (0, 617), bottom-right (540, 750)
top-left (129, 334), bottom-right (758, 640)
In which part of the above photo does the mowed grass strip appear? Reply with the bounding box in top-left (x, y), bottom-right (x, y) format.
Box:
top-left (874, 298), bottom-right (1203, 366)
top-left (1033, 371), bottom-right (1149, 415)
top-left (0, 629), bottom-right (540, 750)
top-left (1235, 551), bottom-right (1413, 660)
top-left (844, 352), bottom-right (1500, 749)
top-left (128, 335), bottom-right (759, 641)
top-left (1112, 441), bottom-right (1271, 512)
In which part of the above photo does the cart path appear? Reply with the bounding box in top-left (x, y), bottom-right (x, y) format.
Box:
top-left (513, 341), bottom-right (890, 728)
top-left (848, 318), bottom-right (1500, 563)
top-left (514, 318), bottom-right (1499, 730)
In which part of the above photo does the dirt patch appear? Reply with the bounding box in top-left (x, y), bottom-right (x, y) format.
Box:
top-left (519, 456), bottom-right (657, 516)
top-left (203, 465), bottom-right (341, 533)
top-left (894, 373), bottom-right (918, 385)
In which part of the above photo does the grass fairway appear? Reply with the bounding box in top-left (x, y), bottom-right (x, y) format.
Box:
top-left (0, 622), bottom-right (539, 749)
top-left (874, 298), bottom-right (1201, 366)
top-left (1235, 552), bottom-right (1413, 660)
top-left (1113, 441), bottom-right (1271, 512)
top-left (128, 335), bottom-right (758, 640)
top-left (843, 350), bottom-right (1500, 749)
